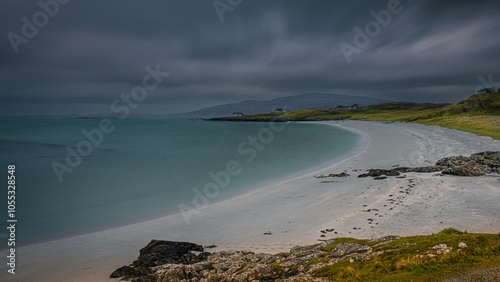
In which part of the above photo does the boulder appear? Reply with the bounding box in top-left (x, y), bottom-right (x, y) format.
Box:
top-left (177, 251), bottom-right (211, 264)
top-left (395, 166), bottom-right (440, 173)
top-left (316, 172), bottom-right (349, 178)
top-left (374, 235), bottom-right (401, 241)
top-left (109, 266), bottom-right (135, 278)
top-left (110, 265), bottom-right (151, 279)
top-left (430, 243), bottom-right (448, 250)
top-left (111, 240), bottom-right (205, 279)
top-left (442, 165), bottom-right (489, 176)
top-left (133, 240), bottom-right (204, 267)
top-left (436, 152), bottom-right (500, 176)
top-left (358, 169), bottom-right (400, 178)
top-left (331, 243), bottom-right (372, 257)
top-left (430, 243), bottom-right (453, 255)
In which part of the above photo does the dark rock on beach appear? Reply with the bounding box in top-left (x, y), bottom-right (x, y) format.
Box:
top-left (330, 243), bottom-right (372, 257)
top-left (110, 240), bottom-right (206, 280)
top-left (358, 169), bottom-right (400, 178)
top-left (136, 240), bottom-right (204, 267)
top-left (358, 151), bottom-right (500, 178)
top-left (316, 172), bottom-right (349, 178)
top-left (438, 151), bottom-right (500, 176)
top-left (109, 266), bottom-right (140, 279)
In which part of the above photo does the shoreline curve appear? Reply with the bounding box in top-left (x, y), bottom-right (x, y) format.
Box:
top-left (10, 120), bottom-right (500, 282)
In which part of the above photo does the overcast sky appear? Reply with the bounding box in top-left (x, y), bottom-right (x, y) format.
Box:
top-left (1, 0), bottom-right (499, 115)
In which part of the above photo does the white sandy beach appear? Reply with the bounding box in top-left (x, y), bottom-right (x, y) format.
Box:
top-left (5, 120), bottom-right (500, 282)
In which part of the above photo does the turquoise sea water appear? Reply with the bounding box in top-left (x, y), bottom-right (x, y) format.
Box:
top-left (0, 116), bottom-right (362, 245)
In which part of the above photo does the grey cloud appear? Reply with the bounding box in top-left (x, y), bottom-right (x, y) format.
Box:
top-left (1, 0), bottom-right (499, 115)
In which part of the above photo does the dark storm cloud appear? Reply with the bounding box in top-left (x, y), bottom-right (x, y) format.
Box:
top-left (1, 0), bottom-right (499, 115)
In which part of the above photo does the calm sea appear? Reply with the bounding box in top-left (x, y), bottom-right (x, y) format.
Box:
top-left (0, 116), bottom-right (362, 245)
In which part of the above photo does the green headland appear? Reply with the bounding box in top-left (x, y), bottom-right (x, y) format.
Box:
top-left (212, 92), bottom-right (500, 140)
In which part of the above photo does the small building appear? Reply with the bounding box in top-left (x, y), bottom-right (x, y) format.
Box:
top-left (336, 104), bottom-right (359, 110)
top-left (232, 112), bottom-right (244, 117)
top-left (336, 105), bottom-right (359, 110)
top-left (476, 87), bottom-right (496, 94)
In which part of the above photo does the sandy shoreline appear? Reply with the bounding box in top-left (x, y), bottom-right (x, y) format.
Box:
top-left (6, 120), bottom-right (500, 282)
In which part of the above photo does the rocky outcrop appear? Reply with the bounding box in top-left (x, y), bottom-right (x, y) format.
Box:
top-left (315, 172), bottom-right (349, 178)
top-left (330, 243), bottom-right (372, 257)
top-left (111, 245), bottom-right (324, 281)
top-left (358, 151), bottom-right (500, 178)
top-left (431, 243), bottom-right (453, 255)
top-left (111, 235), bottom-right (469, 282)
top-left (357, 169), bottom-right (401, 178)
top-left (111, 238), bottom-right (372, 281)
top-left (438, 151), bottom-right (500, 176)
top-left (110, 240), bottom-right (207, 280)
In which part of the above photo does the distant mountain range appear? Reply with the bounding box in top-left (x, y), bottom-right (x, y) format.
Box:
top-left (183, 93), bottom-right (388, 116)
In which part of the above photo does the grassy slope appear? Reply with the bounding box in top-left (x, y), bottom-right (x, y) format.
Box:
top-left (310, 229), bottom-right (500, 281)
top-left (230, 92), bottom-right (500, 140)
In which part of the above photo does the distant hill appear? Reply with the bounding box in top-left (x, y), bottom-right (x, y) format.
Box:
top-left (183, 93), bottom-right (388, 116)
